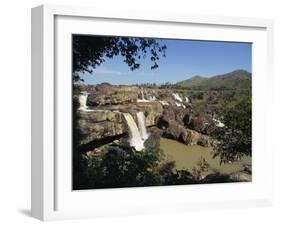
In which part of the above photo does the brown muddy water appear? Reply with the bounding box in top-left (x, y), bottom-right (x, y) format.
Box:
top-left (160, 138), bottom-right (251, 174)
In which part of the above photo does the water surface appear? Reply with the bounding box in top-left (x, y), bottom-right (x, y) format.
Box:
top-left (160, 138), bottom-right (251, 174)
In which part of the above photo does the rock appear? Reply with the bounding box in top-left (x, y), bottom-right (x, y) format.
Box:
top-left (186, 116), bottom-right (215, 135)
top-left (147, 126), bottom-right (163, 136)
top-left (179, 128), bottom-right (194, 144)
top-left (92, 102), bottom-right (163, 127)
top-left (201, 170), bottom-right (252, 183)
top-left (201, 173), bottom-right (231, 183)
top-left (77, 110), bottom-right (126, 145)
top-left (161, 105), bottom-right (192, 125)
top-left (136, 102), bottom-right (163, 127)
top-left (157, 108), bottom-right (210, 146)
top-left (162, 120), bottom-right (184, 140)
top-left (179, 128), bottom-right (203, 145)
top-left (187, 116), bottom-right (206, 133)
top-left (86, 84), bottom-right (138, 106)
top-left (158, 117), bottom-right (207, 146)
top-left (229, 172), bottom-right (252, 182)
top-left (75, 84), bottom-right (215, 148)
top-left (196, 135), bottom-right (210, 147)
top-left (144, 129), bottom-right (161, 149)
top-left (242, 164), bottom-right (252, 174)
top-left (182, 113), bottom-right (191, 126)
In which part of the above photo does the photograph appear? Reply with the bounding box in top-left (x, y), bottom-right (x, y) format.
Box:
top-left (72, 34), bottom-right (252, 190)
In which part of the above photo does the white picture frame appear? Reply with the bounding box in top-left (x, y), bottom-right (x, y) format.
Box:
top-left (31, 4), bottom-right (274, 221)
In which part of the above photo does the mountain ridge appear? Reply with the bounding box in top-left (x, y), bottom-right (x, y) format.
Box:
top-left (176, 70), bottom-right (251, 90)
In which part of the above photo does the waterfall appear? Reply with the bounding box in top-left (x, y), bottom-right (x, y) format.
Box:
top-left (175, 102), bottom-right (186, 108)
top-left (123, 112), bottom-right (149, 151)
top-left (137, 112), bottom-right (150, 140)
top-left (172, 93), bottom-right (182, 102)
top-left (159, 100), bottom-right (169, 106)
top-left (148, 95), bottom-right (156, 101)
top-left (141, 88), bottom-right (145, 100)
top-left (137, 87), bottom-right (150, 102)
top-left (78, 91), bottom-right (89, 110)
top-left (137, 88), bottom-right (157, 102)
top-left (213, 118), bottom-right (225, 127)
top-left (185, 97), bottom-right (189, 103)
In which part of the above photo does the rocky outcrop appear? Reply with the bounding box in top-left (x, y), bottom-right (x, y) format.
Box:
top-left (157, 106), bottom-right (210, 146)
top-left (186, 116), bottom-right (215, 135)
top-left (157, 106), bottom-right (210, 147)
top-left (89, 102), bottom-right (163, 127)
top-left (136, 102), bottom-right (163, 127)
top-left (160, 105), bottom-right (192, 126)
top-left (144, 127), bottom-right (162, 149)
top-left (76, 101), bottom-right (163, 146)
top-left (85, 83), bottom-right (138, 106)
top-left (77, 110), bottom-right (126, 145)
top-left (75, 84), bottom-right (216, 148)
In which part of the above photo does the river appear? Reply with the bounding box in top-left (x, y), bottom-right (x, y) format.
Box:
top-left (160, 138), bottom-right (251, 174)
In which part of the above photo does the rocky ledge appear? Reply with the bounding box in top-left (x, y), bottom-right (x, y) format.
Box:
top-left (75, 83), bottom-right (218, 149)
top-left (77, 110), bottom-right (126, 145)
top-left (157, 105), bottom-right (211, 146)
top-left (85, 83), bottom-right (138, 106)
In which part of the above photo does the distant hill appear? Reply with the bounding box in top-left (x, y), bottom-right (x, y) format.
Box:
top-left (176, 70), bottom-right (252, 90)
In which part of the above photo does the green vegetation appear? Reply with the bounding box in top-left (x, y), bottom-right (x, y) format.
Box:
top-left (212, 95), bottom-right (252, 163)
top-left (73, 136), bottom-right (252, 190)
top-left (72, 81), bottom-right (252, 189)
top-left (72, 34), bottom-right (252, 189)
top-left (73, 144), bottom-right (198, 189)
top-left (176, 75), bottom-right (207, 88)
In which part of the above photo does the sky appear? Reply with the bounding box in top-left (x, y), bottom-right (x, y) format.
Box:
top-left (79, 38), bottom-right (252, 85)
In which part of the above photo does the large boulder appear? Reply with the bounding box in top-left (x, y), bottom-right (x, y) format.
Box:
top-left (144, 127), bottom-right (161, 149)
top-left (185, 115), bottom-right (215, 135)
top-left (157, 105), bottom-right (192, 129)
top-left (157, 116), bottom-right (210, 146)
top-left (77, 110), bottom-right (126, 145)
top-left (157, 105), bottom-right (211, 147)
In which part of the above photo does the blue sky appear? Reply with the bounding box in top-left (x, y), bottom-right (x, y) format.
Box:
top-left (79, 39), bottom-right (252, 85)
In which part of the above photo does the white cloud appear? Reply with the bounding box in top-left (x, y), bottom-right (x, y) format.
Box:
top-left (93, 67), bottom-right (125, 75)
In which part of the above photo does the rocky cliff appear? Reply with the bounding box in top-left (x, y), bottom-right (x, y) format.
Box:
top-left (74, 83), bottom-right (217, 150)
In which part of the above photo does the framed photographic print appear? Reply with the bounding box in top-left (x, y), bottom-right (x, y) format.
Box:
top-left (31, 4), bottom-right (274, 221)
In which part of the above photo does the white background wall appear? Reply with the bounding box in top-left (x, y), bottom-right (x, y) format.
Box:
top-left (0, 0), bottom-right (280, 225)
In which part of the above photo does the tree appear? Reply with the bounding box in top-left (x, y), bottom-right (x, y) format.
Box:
top-left (213, 96), bottom-right (252, 163)
top-left (73, 144), bottom-right (163, 189)
top-left (72, 35), bottom-right (167, 81)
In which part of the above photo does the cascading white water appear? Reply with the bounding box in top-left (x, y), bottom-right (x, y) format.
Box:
top-left (137, 112), bottom-right (150, 140)
top-left (148, 95), bottom-right (156, 101)
top-left (185, 97), bottom-right (189, 103)
top-left (175, 102), bottom-right (186, 108)
top-left (123, 112), bottom-right (150, 151)
top-left (159, 100), bottom-right (169, 106)
top-left (137, 88), bottom-right (150, 102)
top-left (141, 88), bottom-right (145, 100)
top-left (123, 113), bottom-right (146, 151)
top-left (172, 93), bottom-right (182, 102)
top-left (213, 118), bottom-right (225, 127)
top-left (78, 91), bottom-right (89, 110)
top-left (175, 102), bottom-right (181, 107)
